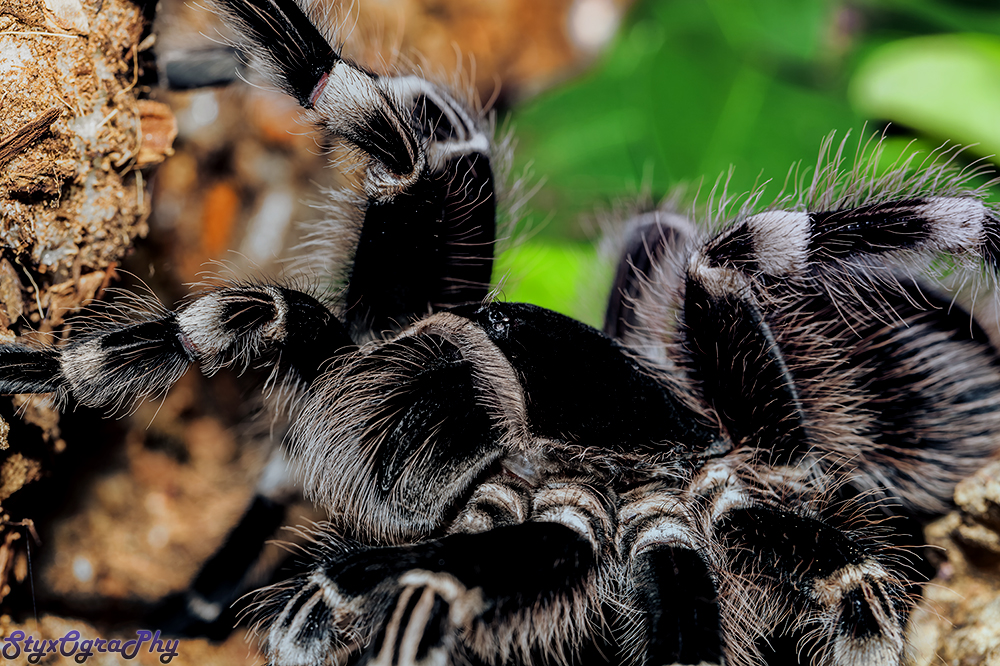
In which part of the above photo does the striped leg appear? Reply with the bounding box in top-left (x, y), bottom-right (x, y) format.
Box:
top-left (681, 195), bottom-right (1000, 462)
top-left (680, 195), bottom-right (1000, 510)
top-left (260, 521), bottom-right (601, 666)
top-left (0, 283), bottom-right (352, 411)
top-left (136, 0), bottom-right (502, 635)
top-left (714, 503), bottom-right (912, 666)
top-left (618, 488), bottom-right (724, 666)
top-left (335, 75), bottom-right (497, 335)
top-left (218, 0), bottom-right (499, 338)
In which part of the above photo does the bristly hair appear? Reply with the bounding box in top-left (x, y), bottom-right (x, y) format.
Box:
top-left (215, 0), bottom-right (341, 108)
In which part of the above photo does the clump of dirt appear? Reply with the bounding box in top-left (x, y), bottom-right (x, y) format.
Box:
top-left (0, 0), bottom-right (174, 603)
top-left (909, 459), bottom-right (1000, 665)
top-left (0, 0), bottom-right (167, 287)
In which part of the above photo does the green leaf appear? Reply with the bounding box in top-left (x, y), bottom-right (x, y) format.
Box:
top-left (850, 34), bottom-right (1000, 159)
top-left (496, 241), bottom-right (604, 326)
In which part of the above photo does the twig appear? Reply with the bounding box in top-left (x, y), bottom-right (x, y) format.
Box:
top-left (0, 31), bottom-right (80, 39)
top-left (0, 108), bottom-right (62, 168)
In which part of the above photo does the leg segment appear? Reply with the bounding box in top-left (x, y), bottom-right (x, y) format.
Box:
top-left (0, 283), bottom-right (352, 411)
top-left (219, 0), bottom-right (499, 337)
top-left (632, 546), bottom-right (722, 665)
top-left (698, 196), bottom-right (1000, 283)
top-left (259, 522), bottom-right (599, 666)
top-left (793, 274), bottom-right (1000, 516)
top-left (714, 503), bottom-right (912, 666)
top-left (604, 210), bottom-right (696, 343)
top-left (152, 448), bottom-right (301, 638)
top-left (618, 488), bottom-right (724, 666)
top-left (320, 71), bottom-right (498, 336)
top-left (682, 275), bottom-right (807, 462)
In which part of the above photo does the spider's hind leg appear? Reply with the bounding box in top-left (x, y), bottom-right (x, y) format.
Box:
top-left (680, 194), bottom-right (1000, 466)
top-left (669, 192), bottom-right (1000, 663)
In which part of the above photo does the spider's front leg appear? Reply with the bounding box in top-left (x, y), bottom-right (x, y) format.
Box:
top-left (259, 519), bottom-right (602, 666)
top-left (0, 283), bottom-right (351, 411)
top-left (1, 0), bottom-right (506, 634)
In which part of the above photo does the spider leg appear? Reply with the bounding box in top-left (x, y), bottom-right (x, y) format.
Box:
top-left (714, 501), bottom-right (912, 666)
top-left (603, 209), bottom-right (697, 343)
top-left (336, 76), bottom-right (497, 336)
top-left (153, 447), bottom-right (300, 637)
top-left (259, 521), bottom-right (599, 666)
top-left (219, 0), bottom-right (498, 337)
top-left (0, 284), bottom-right (351, 410)
top-left (681, 196), bottom-right (1000, 462)
top-left (682, 197), bottom-right (1000, 511)
top-left (646, 196), bottom-right (1000, 663)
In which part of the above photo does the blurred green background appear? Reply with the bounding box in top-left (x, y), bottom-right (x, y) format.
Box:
top-left (498, 0), bottom-right (1000, 326)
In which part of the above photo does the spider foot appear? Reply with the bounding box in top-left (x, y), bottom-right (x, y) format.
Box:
top-left (360, 571), bottom-right (485, 666)
top-left (263, 567), bottom-right (366, 666)
top-left (261, 522), bottom-right (597, 666)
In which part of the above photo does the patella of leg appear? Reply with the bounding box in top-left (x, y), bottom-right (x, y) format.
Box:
top-left (261, 522), bottom-right (599, 666)
top-left (714, 505), bottom-right (911, 666)
top-left (0, 283), bottom-right (352, 412)
top-left (340, 135), bottom-right (496, 336)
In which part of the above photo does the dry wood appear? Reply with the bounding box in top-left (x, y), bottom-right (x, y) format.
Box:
top-left (0, 107), bottom-right (62, 168)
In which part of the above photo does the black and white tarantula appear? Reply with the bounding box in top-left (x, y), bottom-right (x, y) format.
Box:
top-left (3, 1), bottom-right (1000, 664)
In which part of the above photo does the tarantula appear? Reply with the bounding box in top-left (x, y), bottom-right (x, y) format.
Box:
top-left (2, 0), bottom-right (1000, 664)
